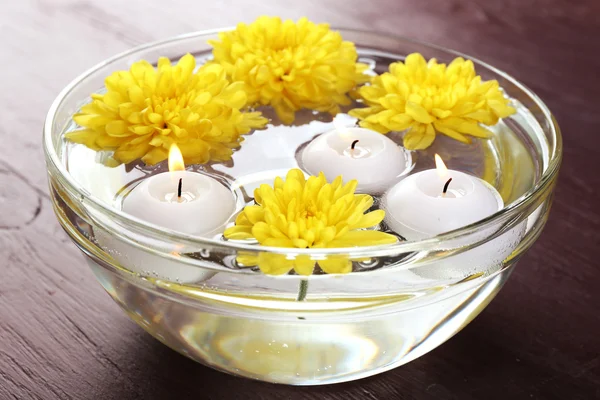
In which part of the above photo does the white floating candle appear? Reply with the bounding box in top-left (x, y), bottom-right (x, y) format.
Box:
top-left (99, 144), bottom-right (235, 283)
top-left (123, 172), bottom-right (235, 236)
top-left (301, 122), bottom-right (409, 193)
top-left (384, 154), bottom-right (524, 280)
top-left (384, 154), bottom-right (503, 239)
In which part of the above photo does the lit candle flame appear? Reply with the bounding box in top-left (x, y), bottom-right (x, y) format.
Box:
top-left (434, 154), bottom-right (449, 178)
top-left (333, 118), bottom-right (351, 139)
top-left (168, 144), bottom-right (185, 172)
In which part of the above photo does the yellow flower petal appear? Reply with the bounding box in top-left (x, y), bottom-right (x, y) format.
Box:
top-left (329, 230), bottom-right (398, 247)
top-left (244, 205), bottom-right (265, 224)
top-left (67, 54), bottom-right (267, 166)
top-left (318, 257), bottom-right (352, 274)
top-left (405, 101), bottom-right (434, 124)
top-left (226, 169), bottom-right (397, 276)
top-left (264, 238), bottom-right (295, 247)
top-left (294, 256), bottom-right (316, 276)
top-left (209, 16), bottom-right (368, 123)
top-left (105, 120), bottom-right (130, 137)
top-left (224, 226), bottom-right (253, 239)
top-left (236, 252), bottom-right (259, 267)
top-left (350, 53), bottom-right (516, 149)
top-left (114, 142), bottom-right (152, 164)
top-left (257, 253), bottom-right (294, 275)
top-left (352, 210), bottom-right (385, 230)
top-left (403, 124), bottom-right (436, 150)
top-left (433, 122), bottom-right (471, 143)
top-left (140, 147), bottom-right (169, 165)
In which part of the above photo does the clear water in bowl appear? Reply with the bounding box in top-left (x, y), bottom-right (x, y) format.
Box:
top-left (59, 49), bottom-right (542, 294)
top-left (57, 50), bottom-right (544, 384)
top-left (61, 52), bottom-right (538, 207)
top-left (58, 47), bottom-right (543, 285)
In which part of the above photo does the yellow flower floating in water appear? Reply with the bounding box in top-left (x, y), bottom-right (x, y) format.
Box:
top-left (67, 54), bottom-right (267, 165)
top-left (349, 53), bottom-right (516, 150)
top-left (225, 169), bottom-right (397, 275)
top-left (209, 16), bottom-right (369, 125)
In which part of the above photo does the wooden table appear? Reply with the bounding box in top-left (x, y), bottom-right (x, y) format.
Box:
top-left (1, 1), bottom-right (598, 399)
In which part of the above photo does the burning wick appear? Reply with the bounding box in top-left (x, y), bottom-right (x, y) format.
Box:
top-left (442, 178), bottom-right (452, 195)
top-left (177, 178), bottom-right (183, 202)
top-left (351, 140), bottom-right (359, 150)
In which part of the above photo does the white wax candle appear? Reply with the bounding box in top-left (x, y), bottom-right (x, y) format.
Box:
top-left (123, 170), bottom-right (235, 235)
top-left (107, 170), bottom-right (235, 283)
top-left (301, 126), bottom-right (409, 193)
top-left (96, 143), bottom-right (236, 283)
top-left (383, 155), bottom-right (525, 280)
top-left (383, 168), bottom-right (503, 240)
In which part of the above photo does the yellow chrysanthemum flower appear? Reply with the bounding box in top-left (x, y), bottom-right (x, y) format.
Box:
top-left (225, 169), bottom-right (397, 275)
top-left (209, 16), bottom-right (369, 124)
top-left (349, 53), bottom-right (516, 150)
top-left (66, 54), bottom-right (267, 165)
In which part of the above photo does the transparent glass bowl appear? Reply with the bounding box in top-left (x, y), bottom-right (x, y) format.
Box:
top-left (44, 28), bottom-right (561, 385)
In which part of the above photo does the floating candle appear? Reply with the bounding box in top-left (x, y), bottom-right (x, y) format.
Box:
top-left (383, 154), bottom-right (503, 239)
top-left (383, 154), bottom-right (525, 280)
top-left (301, 121), bottom-right (409, 193)
top-left (123, 167), bottom-right (235, 236)
top-left (99, 144), bottom-right (236, 283)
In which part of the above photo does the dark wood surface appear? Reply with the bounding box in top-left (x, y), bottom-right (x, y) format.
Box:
top-left (1, 1), bottom-right (599, 399)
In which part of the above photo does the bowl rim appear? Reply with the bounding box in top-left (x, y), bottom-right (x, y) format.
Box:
top-left (43, 27), bottom-right (562, 257)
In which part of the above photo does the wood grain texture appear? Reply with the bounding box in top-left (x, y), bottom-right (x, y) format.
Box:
top-left (0, 0), bottom-right (599, 399)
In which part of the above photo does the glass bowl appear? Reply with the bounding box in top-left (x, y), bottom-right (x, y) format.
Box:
top-left (44, 28), bottom-right (561, 385)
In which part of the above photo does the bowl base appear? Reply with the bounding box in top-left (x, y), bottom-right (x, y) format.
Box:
top-left (86, 256), bottom-right (511, 385)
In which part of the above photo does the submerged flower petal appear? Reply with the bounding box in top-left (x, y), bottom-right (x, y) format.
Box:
top-left (318, 257), bottom-right (353, 275)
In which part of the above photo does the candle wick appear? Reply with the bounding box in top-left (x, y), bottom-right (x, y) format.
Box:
top-left (442, 178), bottom-right (452, 194)
top-left (351, 140), bottom-right (359, 150)
top-left (177, 178), bottom-right (183, 200)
